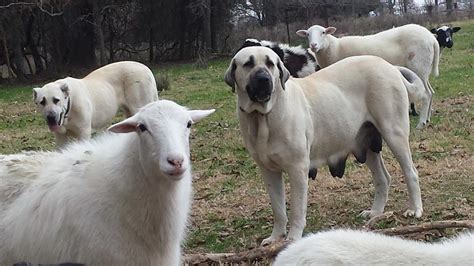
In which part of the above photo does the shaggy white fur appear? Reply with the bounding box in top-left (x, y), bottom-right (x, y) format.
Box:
top-left (0, 100), bottom-right (214, 265)
top-left (274, 229), bottom-right (473, 265)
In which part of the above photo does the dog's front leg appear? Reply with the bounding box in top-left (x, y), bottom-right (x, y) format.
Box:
top-left (260, 167), bottom-right (287, 246)
top-left (286, 165), bottom-right (309, 241)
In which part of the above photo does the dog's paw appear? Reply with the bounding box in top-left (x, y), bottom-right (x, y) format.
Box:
top-left (403, 208), bottom-right (423, 218)
top-left (416, 122), bottom-right (426, 129)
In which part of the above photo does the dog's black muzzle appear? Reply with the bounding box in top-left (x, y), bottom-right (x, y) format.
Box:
top-left (247, 69), bottom-right (273, 103)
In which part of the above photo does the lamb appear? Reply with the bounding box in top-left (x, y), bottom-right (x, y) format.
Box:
top-left (238, 38), bottom-right (320, 78)
top-left (431, 26), bottom-right (461, 50)
top-left (274, 229), bottom-right (474, 265)
top-left (0, 100), bottom-right (215, 265)
top-left (296, 24), bottom-right (440, 128)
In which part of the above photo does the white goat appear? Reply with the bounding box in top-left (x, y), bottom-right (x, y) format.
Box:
top-left (296, 24), bottom-right (440, 129)
top-left (274, 229), bottom-right (474, 266)
top-left (0, 100), bottom-right (215, 265)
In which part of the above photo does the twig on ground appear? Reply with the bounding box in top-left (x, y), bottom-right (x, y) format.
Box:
top-left (373, 220), bottom-right (474, 235)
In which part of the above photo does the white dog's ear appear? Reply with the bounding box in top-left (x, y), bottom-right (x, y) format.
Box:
top-left (224, 59), bottom-right (236, 93)
top-left (33, 87), bottom-right (39, 101)
top-left (277, 58), bottom-right (290, 90)
top-left (296, 29), bottom-right (309, 37)
top-left (60, 83), bottom-right (70, 97)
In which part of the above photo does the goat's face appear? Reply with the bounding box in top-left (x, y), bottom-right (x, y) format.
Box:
top-left (431, 26), bottom-right (461, 48)
top-left (296, 25), bottom-right (336, 53)
top-left (33, 82), bottom-right (70, 133)
top-left (108, 100), bottom-right (215, 181)
top-left (224, 46), bottom-right (290, 114)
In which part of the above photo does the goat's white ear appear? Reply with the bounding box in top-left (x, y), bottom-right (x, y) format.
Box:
top-left (33, 87), bottom-right (39, 101)
top-left (189, 109), bottom-right (215, 123)
top-left (296, 30), bottom-right (308, 37)
top-left (108, 116), bottom-right (140, 133)
top-left (452, 27), bottom-right (461, 33)
top-left (325, 27), bottom-right (336, 35)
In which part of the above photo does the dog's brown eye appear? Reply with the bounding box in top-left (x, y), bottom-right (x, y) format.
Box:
top-left (53, 98), bottom-right (60, 104)
top-left (40, 98), bottom-right (46, 105)
top-left (187, 121), bottom-right (192, 128)
top-left (266, 61), bottom-right (274, 68)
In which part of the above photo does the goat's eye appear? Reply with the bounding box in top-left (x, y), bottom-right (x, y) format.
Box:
top-left (187, 121), bottom-right (192, 128)
top-left (40, 98), bottom-right (46, 105)
top-left (138, 123), bottom-right (148, 132)
top-left (53, 98), bottom-right (60, 104)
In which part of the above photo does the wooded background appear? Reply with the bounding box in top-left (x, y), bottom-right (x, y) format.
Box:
top-left (0, 0), bottom-right (472, 82)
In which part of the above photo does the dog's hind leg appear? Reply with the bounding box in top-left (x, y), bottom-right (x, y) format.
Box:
top-left (286, 165), bottom-right (309, 241)
top-left (260, 167), bottom-right (287, 246)
top-left (383, 130), bottom-right (423, 218)
top-left (360, 150), bottom-right (391, 218)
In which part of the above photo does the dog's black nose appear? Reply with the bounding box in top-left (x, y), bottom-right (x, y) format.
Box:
top-left (248, 69), bottom-right (273, 103)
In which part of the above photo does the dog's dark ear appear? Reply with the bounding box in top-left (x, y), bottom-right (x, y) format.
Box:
top-left (60, 83), bottom-right (69, 97)
top-left (430, 28), bottom-right (438, 34)
top-left (277, 58), bottom-right (290, 90)
top-left (224, 59), bottom-right (237, 93)
top-left (33, 87), bottom-right (39, 101)
top-left (452, 27), bottom-right (461, 33)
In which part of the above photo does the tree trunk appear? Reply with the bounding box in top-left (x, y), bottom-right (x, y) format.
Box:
top-left (1, 23), bottom-right (14, 80)
top-left (149, 28), bottom-right (154, 63)
top-left (89, 0), bottom-right (106, 66)
top-left (25, 12), bottom-right (44, 74)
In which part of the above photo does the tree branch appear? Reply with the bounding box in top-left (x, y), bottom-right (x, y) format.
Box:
top-left (373, 220), bottom-right (474, 235)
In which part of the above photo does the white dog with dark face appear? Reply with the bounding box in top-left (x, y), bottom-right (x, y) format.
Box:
top-left (33, 61), bottom-right (158, 147)
top-left (225, 47), bottom-right (423, 245)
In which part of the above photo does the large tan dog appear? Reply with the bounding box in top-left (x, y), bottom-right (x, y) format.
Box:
top-left (224, 47), bottom-right (423, 245)
top-left (33, 61), bottom-right (158, 147)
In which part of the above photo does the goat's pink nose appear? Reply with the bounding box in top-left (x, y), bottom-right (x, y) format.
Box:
top-left (310, 42), bottom-right (318, 49)
top-left (167, 156), bottom-right (184, 168)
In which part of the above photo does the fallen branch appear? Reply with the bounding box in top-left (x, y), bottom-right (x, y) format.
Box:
top-left (373, 220), bottom-right (474, 235)
top-left (183, 240), bottom-right (290, 265)
top-left (363, 211), bottom-right (394, 230)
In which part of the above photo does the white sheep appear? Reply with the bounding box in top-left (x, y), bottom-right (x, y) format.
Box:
top-left (274, 229), bottom-right (474, 265)
top-left (0, 100), bottom-right (215, 265)
top-left (296, 24), bottom-right (440, 129)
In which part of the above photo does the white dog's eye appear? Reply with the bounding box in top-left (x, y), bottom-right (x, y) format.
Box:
top-left (53, 98), bottom-right (60, 104)
top-left (187, 121), bottom-right (192, 129)
top-left (40, 98), bottom-right (46, 105)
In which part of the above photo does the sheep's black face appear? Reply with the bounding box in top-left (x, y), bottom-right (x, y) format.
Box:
top-left (247, 68), bottom-right (273, 103)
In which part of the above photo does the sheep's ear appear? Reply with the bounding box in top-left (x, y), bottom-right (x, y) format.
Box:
top-left (60, 83), bottom-right (69, 97)
top-left (325, 27), bottom-right (336, 35)
top-left (33, 87), bottom-right (39, 101)
top-left (452, 27), bottom-right (461, 33)
top-left (430, 28), bottom-right (438, 34)
top-left (224, 59), bottom-right (237, 93)
top-left (296, 30), bottom-right (309, 37)
top-left (277, 58), bottom-right (290, 90)
top-left (108, 116), bottom-right (140, 133)
top-left (189, 109), bottom-right (215, 124)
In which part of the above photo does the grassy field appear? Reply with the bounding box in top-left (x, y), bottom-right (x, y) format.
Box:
top-left (0, 20), bottom-right (473, 256)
